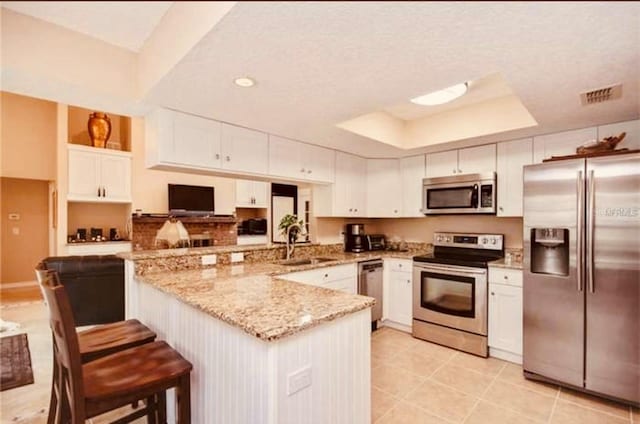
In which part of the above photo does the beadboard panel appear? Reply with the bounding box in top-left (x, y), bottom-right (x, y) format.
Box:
top-left (125, 266), bottom-right (371, 423)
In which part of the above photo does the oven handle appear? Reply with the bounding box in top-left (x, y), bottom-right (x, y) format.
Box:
top-left (413, 263), bottom-right (487, 277)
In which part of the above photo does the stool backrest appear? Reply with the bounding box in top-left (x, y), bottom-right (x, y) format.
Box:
top-left (37, 268), bottom-right (86, 418)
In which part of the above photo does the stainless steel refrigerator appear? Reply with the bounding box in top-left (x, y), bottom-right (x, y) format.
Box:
top-left (523, 152), bottom-right (639, 406)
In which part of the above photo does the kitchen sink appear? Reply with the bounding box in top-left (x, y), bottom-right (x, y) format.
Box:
top-left (279, 257), bottom-right (336, 266)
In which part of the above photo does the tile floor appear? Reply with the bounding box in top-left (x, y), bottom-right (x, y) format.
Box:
top-left (1, 301), bottom-right (638, 423)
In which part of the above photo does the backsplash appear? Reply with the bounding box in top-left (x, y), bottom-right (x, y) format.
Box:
top-left (131, 216), bottom-right (238, 250)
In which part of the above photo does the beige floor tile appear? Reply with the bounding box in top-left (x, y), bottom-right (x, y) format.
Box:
top-left (372, 353), bottom-right (385, 370)
top-left (404, 379), bottom-right (477, 423)
top-left (372, 387), bottom-right (399, 422)
top-left (372, 338), bottom-right (407, 360)
top-left (388, 349), bottom-right (446, 378)
top-left (372, 364), bottom-right (425, 398)
top-left (376, 401), bottom-right (449, 424)
top-left (482, 380), bottom-right (556, 422)
top-left (431, 364), bottom-right (494, 397)
top-left (408, 340), bottom-right (457, 362)
top-left (465, 400), bottom-right (542, 424)
top-left (449, 352), bottom-right (505, 376)
top-left (559, 388), bottom-right (631, 419)
top-left (497, 362), bottom-right (560, 397)
top-left (551, 400), bottom-right (630, 424)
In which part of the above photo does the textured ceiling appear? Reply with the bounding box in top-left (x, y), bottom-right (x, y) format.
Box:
top-left (2, 1), bottom-right (172, 51)
top-left (146, 2), bottom-right (640, 157)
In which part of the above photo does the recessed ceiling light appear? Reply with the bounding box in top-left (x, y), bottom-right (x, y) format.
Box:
top-left (234, 77), bottom-right (255, 87)
top-left (410, 82), bottom-right (468, 106)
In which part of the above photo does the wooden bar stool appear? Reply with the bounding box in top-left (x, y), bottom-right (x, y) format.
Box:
top-left (36, 267), bottom-right (157, 423)
top-left (38, 269), bottom-right (192, 423)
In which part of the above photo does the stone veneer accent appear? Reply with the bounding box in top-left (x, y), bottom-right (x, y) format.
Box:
top-left (131, 216), bottom-right (238, 250)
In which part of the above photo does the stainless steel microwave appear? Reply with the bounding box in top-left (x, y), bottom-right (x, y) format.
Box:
top-left (421, 172), bottom-right (496, 215)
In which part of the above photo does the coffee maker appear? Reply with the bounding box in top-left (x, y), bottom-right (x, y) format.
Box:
top-left (345, 223), bottom-right (366, 253)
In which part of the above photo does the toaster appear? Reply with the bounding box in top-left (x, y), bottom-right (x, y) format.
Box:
top-left (366, 234), bottom-right (386, 251)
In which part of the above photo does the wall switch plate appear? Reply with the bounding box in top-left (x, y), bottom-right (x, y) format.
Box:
top-left (287, 366), bottom-right (312, 396)
top-left (231, 252), bottom-right (244, 263)
top-left (201, 254), bottom-right (217, 265)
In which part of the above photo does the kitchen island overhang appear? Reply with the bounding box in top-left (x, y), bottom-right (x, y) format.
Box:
top-left (123, 259), bottom-right (373, 424)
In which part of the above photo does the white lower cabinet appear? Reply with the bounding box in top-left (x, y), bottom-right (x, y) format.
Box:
top-left (282, 263), bottom-right (357, 294)
top-left (66, 242), bottom-right (132, 256)
top-left (383, 259), bottom-right (413, 329)
top-left (488, 267), bottom-right (523, 364)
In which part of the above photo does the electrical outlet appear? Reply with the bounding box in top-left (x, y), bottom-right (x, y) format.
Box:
top-left (287, 366), bottom-right (312, 396)
top-left (231, 252), bottom-right (244, 263)
top-left (201, 254), bottom-right (217, 265)
top-left (339, 231), bottom-right (344, 242)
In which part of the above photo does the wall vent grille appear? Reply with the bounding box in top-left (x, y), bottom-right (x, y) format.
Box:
top-left (580, 84), bottom-right (622, 105)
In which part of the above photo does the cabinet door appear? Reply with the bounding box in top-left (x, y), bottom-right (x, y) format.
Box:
top-left (325, 276), bottom-right (357, 294)
top-left (497, 138), bottom-right (532, 217)
top-left (68, 149), bottom-right (101, 200)
top-left (533, 127), bottom-right (596, 163)
top-left (488, 283), bottom-right (523, 355)
top-left (173, 111), bottom-right (222, 168)
top-left (302, 144), bottom-right (335, 183)
top-left (425, 150), bottom-right (458, 178)
top-left (268, 135), bottom-right (302, 180)
top-left (100, 155), bottom-right (131, 201)
top-left (458, 144), bottom-right (496, 175)
top-left (388, 270), bottom-right (413, 326)
top-left (366, 159), bottom-right (402, 217)
top-left (400, 155), bottom-right (425, 217)
top-left (221, 124), bottom-right (269, 175)
top-left (236, 180), bottom-right (268, 208)
top-left (333, 152), bottom-right (367, 216)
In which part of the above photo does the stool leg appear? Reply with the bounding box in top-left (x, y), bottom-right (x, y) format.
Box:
top-left (176, 375), bottom-right (191, 424)
top-left (47, 352), bottom-right (58, 424)
top-left (156, 391), bottom-right (167, 424)
top-left (146, 396), bottom-right (157, 424)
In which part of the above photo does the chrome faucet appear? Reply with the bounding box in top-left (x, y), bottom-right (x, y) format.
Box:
top-left (285, 223), bottom-right (303, 260)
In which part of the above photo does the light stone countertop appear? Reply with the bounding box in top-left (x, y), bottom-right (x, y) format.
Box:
top-left (133, 250), bottom-right (424, 341)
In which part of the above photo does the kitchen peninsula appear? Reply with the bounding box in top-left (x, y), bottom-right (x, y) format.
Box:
top-left (121, 244), bottom-right (407, 424)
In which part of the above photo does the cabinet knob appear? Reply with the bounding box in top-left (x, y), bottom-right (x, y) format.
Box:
top-left (354, 208), bottom-right (358, 212)
top-left (215, 153), bottom-right (220, 160)
top-left (394, 209), bottom-right (398, 213)
top-left (458, 169), bottom-right (462, 173)
top-left (324, 273), bottom-right (328, 278)
top-left (398, 264), bottom-right (402, 268)
top-left (504, 275), bottom-right (509, 280)
top-left (491, 292), bottom-right (495, 296)
top-left (307, 169), bottom-right (312, 174)
top-left (349, 208), bottom-right (353, 212)
top-left (103, 187), bottom-right (106, 197)
top-left (301, 168), bottom-right (305, 173)
top-left (226, 156), bottom-right (231, 162)
top-left (407, 279), bottom-right (411, 284)
top-left (499, 206), bottom-right (504, 211)
top-left (97, 187), bottom-right (102, 197)
top-left (452, 169), bottom-right (457, 174)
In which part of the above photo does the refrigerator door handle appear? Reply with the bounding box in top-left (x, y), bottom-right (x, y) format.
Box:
top-left (576, 170), bottom-right (584, 292)
top-left (587, 169), bottom-right (595, 293)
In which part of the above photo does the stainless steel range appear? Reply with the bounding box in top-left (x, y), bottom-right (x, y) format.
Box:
top-left (413, 232), bottom-right (504, 357)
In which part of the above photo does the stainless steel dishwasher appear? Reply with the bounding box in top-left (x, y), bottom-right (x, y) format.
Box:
top-left (358, 260), bottom-right (383, 330)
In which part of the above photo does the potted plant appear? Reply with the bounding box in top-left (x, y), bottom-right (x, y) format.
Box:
top-left (278, 214), bottom-right (304, 244)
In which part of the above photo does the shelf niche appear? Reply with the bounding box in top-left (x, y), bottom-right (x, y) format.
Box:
top-left (68, 105), bottom-right (131, 152)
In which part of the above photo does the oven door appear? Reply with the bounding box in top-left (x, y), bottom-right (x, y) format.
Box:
top-left (413, 263), bottom-right (488, 335)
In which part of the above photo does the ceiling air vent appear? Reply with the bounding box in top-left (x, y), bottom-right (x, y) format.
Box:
top-left (580, 84), bottom-right (622, 105)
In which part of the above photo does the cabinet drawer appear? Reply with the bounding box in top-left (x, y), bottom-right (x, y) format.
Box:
top-left (489, 267), bottom-right (523, 287)
top-left (324, 277), bottom-right (356, 294)
top-left (385, 259), bottom-right (412, 273)
top-left (320, 263), bottom-right (356, 282)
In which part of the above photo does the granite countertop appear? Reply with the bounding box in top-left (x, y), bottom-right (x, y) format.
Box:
top-left (134, 249), bottom-right (425, 341)
top-left (488, 249), bottom-right (524, 270)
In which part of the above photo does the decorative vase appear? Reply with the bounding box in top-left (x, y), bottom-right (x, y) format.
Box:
top-left (88, 112), bottom-right (112, 148)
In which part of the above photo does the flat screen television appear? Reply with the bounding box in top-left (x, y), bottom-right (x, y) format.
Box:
top-left (168, 184), bottom-right (215, 216)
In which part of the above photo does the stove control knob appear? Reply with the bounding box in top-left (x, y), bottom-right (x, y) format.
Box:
top-left (482, 237), bottom-right (488, 245)
top-left (491, 238), bottom-right (497, 245)
top-left (436, 235), bottom-right (443, 242)
top-left (445, 236), bottom-right (452, 243)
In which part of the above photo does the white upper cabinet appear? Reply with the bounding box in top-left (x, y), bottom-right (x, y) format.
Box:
top-left (598, 119), bottom-right (640, 151)
top-left (172, 111), bottom-right (222, 168)
top-left (220, 124), bottom-right (269, 175)
top-left (533, 127), bottom-right (596, 163)
top-left (268, 135), bottom-right (335, 183)
top-left (236, 180), bottom-right (268, 208)
top-left (366, 159), bottom-right (402, 217)
top-left (425, 150), bottom-right (458, 178)
top-left (314, 152), bottom-right (366, 217)
top-left (497, 138), bottom-right (532, 217)
top-left (400, 155), bottom-right (426, 217)
top-left (301, 143), bottom-right (335, 183)
top-left (425, 145), bottom-right (495, 178)
top-left (68, 145), bottom-right (131, 203)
